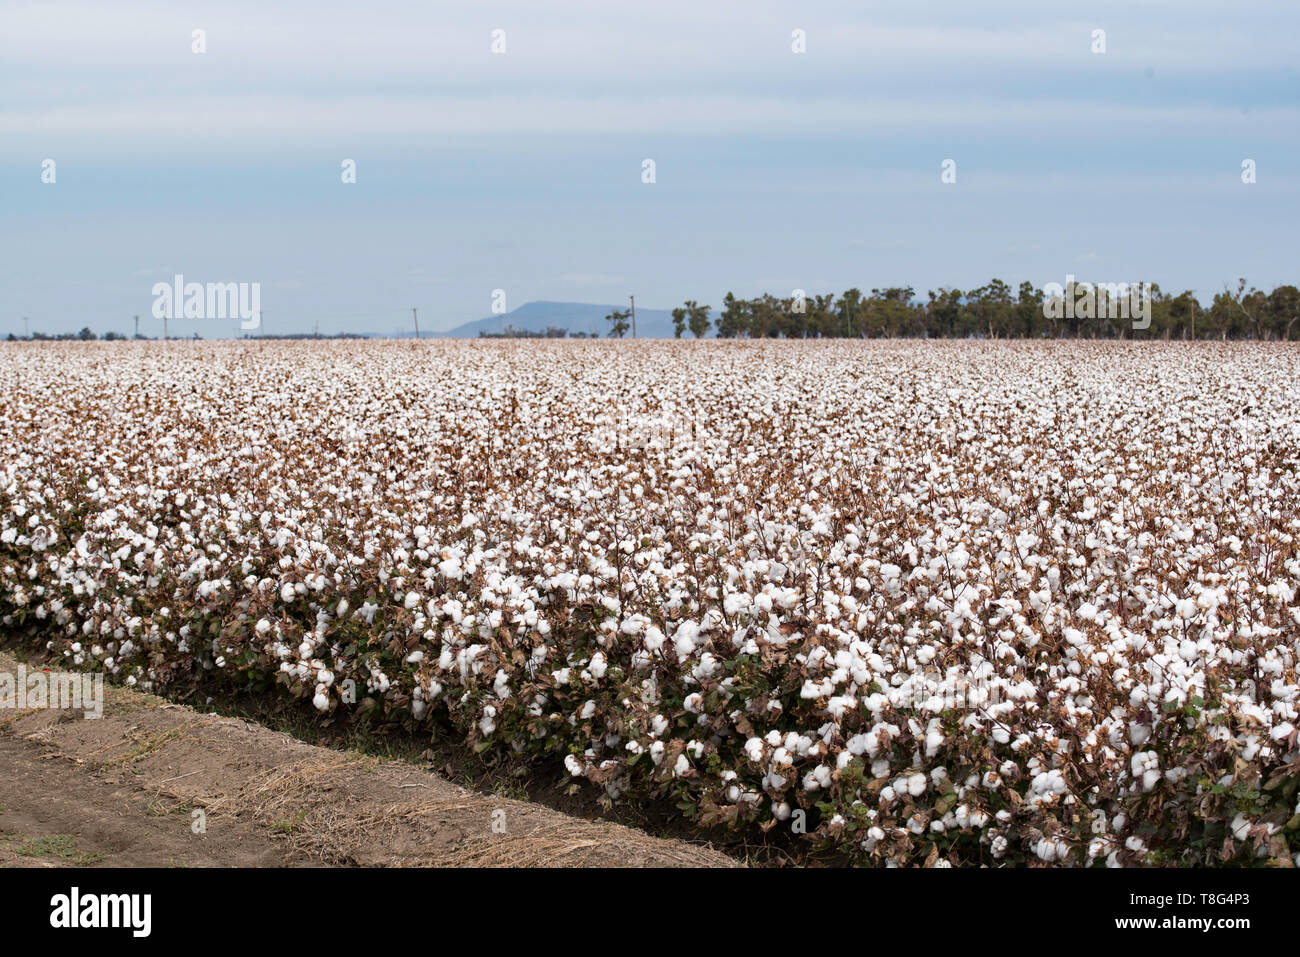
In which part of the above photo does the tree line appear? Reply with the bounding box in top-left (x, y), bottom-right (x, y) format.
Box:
top-left (600, 279), bottom-right (1300, 340)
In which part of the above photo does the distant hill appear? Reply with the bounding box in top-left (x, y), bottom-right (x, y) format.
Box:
top-left (434, 301), bottom-right (708, 339)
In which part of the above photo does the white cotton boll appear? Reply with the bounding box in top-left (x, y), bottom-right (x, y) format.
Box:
top-left (255, 618), bottom-right (271, 635)
top-left (589, 653), bottom-right (607, 679)
top-left (318, 669), bottom-right (334, 686)
top-left (906, 773), bottom-right (927, 797)
top-left (925, 727), bottom-right (945, 757)
top-left (336, 598), bottom-right (349, 618)
top-left (673, 754), bottom-right (690, 777)
top-left (802, 765), bottom-right (832, 791)
top-left (694, 652), bottom-right (719, 679)
top-left (754, 593), bottom-right (773, 614)
top-left (312, 692), bottom-right (329, 711)
top-left (404, 591), bottom-right (419, 609)
top-left (723, 593), bottom-right (749, 617)
top-left (643, 626), bottom-right (665, 653)
top-left (1230, 815), bottom-right (1251, 841)
top-left (280, 583), bottom-right (296, 603)
top-left (673, 621), bottom-right (699, 659)
top-left (564, 754), bottom-right (584, 777)
top-left (1175, 598), bottom-right (1198, 619)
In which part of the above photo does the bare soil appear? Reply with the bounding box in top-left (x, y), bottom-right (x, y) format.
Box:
top-left (0, 650), bottom-right (737, 868)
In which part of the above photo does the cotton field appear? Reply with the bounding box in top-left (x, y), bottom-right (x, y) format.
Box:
top-left (3, 339), bottom-right (1299, 866)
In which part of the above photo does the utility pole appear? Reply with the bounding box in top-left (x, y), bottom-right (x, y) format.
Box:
top-left (314, 318), bottom-right (320, 340)
top-left (412, 307), bottom-right (421, 340)
top-left (630, 295), bottom-right (636, 339)
top-left (23, 317), bottom-right (29, 339)
top-left (133, 315), bottom-right (139, 339)
top-left (163, 314), bottom-right (169, 341)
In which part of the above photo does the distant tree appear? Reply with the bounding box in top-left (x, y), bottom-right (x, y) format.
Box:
top-left (686, 301), bottom-right (712, 338)
top-left (1015, 282), bottom-right (1043, 337)
top-left (750, 294), bottom-right (783, 338)
top-left (968, 279), bottom-right (1013, 339)
top-left (671, 306), bottom-right (688, 338)
top-left (1269, 285), bottom-right (1300, 340)
top-left (868, 287), bottom-right (915, 337)
top-left (77, 326), bottom-right (96, 340)
top-left (837, 288), bottom-right (864, 337)
top-left (715, 293), bottom-right (750, 338)
top-left (605, 308), bottom-right (631, 338)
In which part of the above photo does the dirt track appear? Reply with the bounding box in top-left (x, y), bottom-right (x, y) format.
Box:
top-left (0, 651), bottom-right (737, 868)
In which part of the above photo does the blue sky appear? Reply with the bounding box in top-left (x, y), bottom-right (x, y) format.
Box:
top-left (2, 0), bottom-right (1297, 337)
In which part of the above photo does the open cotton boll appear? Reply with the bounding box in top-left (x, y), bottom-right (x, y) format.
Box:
top-left (803, 765), bottom-right (832, 791)
top-left (673, 621), bottom-right (699, 659)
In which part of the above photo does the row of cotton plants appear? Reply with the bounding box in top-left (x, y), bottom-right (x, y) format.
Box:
top-left (2, 339), bottom-right (1299, 866)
